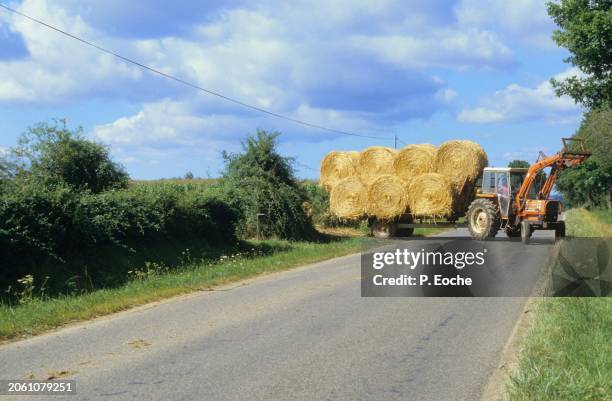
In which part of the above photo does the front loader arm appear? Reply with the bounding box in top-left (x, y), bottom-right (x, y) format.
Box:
top-left (515, 154), bottom-right (561, 211)
top-left (515, 139), bottom-right (591, 214)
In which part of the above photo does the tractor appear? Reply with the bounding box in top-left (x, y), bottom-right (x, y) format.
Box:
top-left (466, 138), bottom-right (591, 243)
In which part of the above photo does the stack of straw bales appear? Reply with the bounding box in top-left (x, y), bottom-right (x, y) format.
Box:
top-left (321, 140), bottom-right (487, 220)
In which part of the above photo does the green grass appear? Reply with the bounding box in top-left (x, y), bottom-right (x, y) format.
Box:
top-left (564, 208), bottom-right (612, 237)
top-left (0, 237), bottom-right (365, 341)
top-left (507, 298), bottom-right (611, 401)
top-left (507, 208), bottom-right (612, 401)
top-left (587, 209), bottom-right (612, 228)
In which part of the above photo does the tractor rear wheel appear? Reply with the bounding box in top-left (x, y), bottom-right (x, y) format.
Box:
top-left (521, 220), bottom-right (532, 244)
top-left (467, 198), bottom-right (500, 240)
top-left (372, 219), bottom-right (397, 239)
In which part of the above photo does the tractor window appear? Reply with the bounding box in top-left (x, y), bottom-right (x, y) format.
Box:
top-left (482, 171), bottom-right (495, 193)
top-left (510, 172), bottom-right (525, 195)
top-left (496, 173), bottom-right (509, 197)
top-left (511, 171), bottom-right (540, 199)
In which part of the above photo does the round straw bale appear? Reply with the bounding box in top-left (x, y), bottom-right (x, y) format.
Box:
top-left (393, 143), bottom-right (437, 182)
top-left (366, 175), bottom-right (409, 219)
top-left (358, 146), bottom-right (396, 184)
top-left (319, 151), bottom-right (359, 190)
top-left (329, 176), bottom-right (367, 219)
top-left (434, 140), bottom-right (488, 188)
top-left (407, 173), bottom-right (455, 217)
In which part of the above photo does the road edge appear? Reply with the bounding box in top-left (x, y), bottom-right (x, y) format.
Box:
top-left (479, 242), bottom-right (556, 401)
top-left (0, 249), bottom-right (363, 348)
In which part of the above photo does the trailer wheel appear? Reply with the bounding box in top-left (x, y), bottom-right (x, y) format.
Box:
top-left (396, 214), bottom-right (414, 237)
top-left (467, 199), bottom-right (500, 240)
top-left (521, 220), bottom-right (532, 244)
top-left (396, 227), bottom-right (414, 237)
top-left (372, 219), bottom-right (397, 239)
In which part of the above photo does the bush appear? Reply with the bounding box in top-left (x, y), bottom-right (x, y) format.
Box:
top-left (6, 120), bottom-right (128, 193)
top-left (221, 130), bottom-right (315, 239)
top-left (0, 180), bottom-right (239, 295)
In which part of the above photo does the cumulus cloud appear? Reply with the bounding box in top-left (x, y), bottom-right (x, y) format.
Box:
top-left (454, 0), bottom-right (556, 48)
top-left (0, 0), bottom-right (505, 109)
top-left (457, 69), bottom-right (582, 124)
top-left (58, 0), bottom-right (245, 39)
top-left (92, 98), bottom-right (395, 150)
top-left (92, 99), bottom-right (251, 148)
top-left (352, 29), bottom-right (514, 70)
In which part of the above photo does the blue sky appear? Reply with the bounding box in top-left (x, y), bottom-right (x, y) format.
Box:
top-left (0, 0), bottom-right (584, 179)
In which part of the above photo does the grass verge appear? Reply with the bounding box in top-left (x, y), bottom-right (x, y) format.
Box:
top-left (507, 208), bottom-right (611, 401)
top-left (0, 237), bottom-right (364, 342)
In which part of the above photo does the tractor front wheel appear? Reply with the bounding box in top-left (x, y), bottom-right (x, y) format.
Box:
top-left (505, 224), bottom-right (521, 238)
top-left (467, 198), bottom-right (500, 240)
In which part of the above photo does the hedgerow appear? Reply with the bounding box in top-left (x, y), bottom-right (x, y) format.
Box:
top-left (0, 180), bottom-right (239, 294)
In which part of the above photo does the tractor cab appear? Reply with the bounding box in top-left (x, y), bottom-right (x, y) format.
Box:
top-left (478, 167), bottom-right (532, 219)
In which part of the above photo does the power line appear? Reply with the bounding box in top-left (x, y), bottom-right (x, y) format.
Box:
top-left (0, 3), bottom-right (393, 141)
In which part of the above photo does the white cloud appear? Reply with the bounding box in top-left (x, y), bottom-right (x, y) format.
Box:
top-left (92, 98), bottom-right (395, 150)
top-left (435, 88), bottom-right (457, 103)
top-left (0, 0), bottom-right (146, 102)
top-left (351, 28), bottom-right (514, 70)
top-left (454, 0), bottom-right (556, 49)
top-left (457, 69), bottom-right (583, 124)
top-left (0, 0), bottom-right (514, 107)
top-left (92, 99), bottom-right (251, 147)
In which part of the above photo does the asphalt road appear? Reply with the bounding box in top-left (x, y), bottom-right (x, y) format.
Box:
top-left (0, 228), bottom-right (555, 401)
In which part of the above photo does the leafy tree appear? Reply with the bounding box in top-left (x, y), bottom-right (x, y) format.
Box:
top-left (184, 171), bottom-right (195, 180)
top-left (221, 130), bottom-right (314, 239)
top-left (557, 159), bottom-right (611, 207)
top-left (547, 0), bottom-right (612, 109)
top-left (508, 160), bottom-right (530, 168)
top-left (5, 120), bottom-right (129, 193)
top-left (557, 108), bottom-right (612, 208)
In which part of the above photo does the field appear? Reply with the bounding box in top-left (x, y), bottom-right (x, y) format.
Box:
top-left (507, 208), bottom-right (612, 401)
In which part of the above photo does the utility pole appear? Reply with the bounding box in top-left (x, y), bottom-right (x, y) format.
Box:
top-left (394, 134), bottom-right (397, 149)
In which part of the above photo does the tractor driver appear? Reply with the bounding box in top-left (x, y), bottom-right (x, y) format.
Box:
top-left (497, 175), bottom-right (509, 197)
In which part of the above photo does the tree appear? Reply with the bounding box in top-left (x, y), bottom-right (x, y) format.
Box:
top-left (557, 108), bottom-right (612, 208)
top-left (221, 130), bottom-right (314, 239)
top-left (547, 0), bottom-right (612, 109)
top-left (184, 171), bottom-right (194, 180)
top-left (6, 120), bottom-right (129, 193)
top-left (508, 160), bottom-right (530, 168)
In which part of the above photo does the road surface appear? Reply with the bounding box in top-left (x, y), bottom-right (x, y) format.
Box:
top-left (0, 228), bottom-right (555, 401)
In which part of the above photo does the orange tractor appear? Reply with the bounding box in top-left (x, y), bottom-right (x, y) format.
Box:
top-left (465, 138), bottom-right (590, 243)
